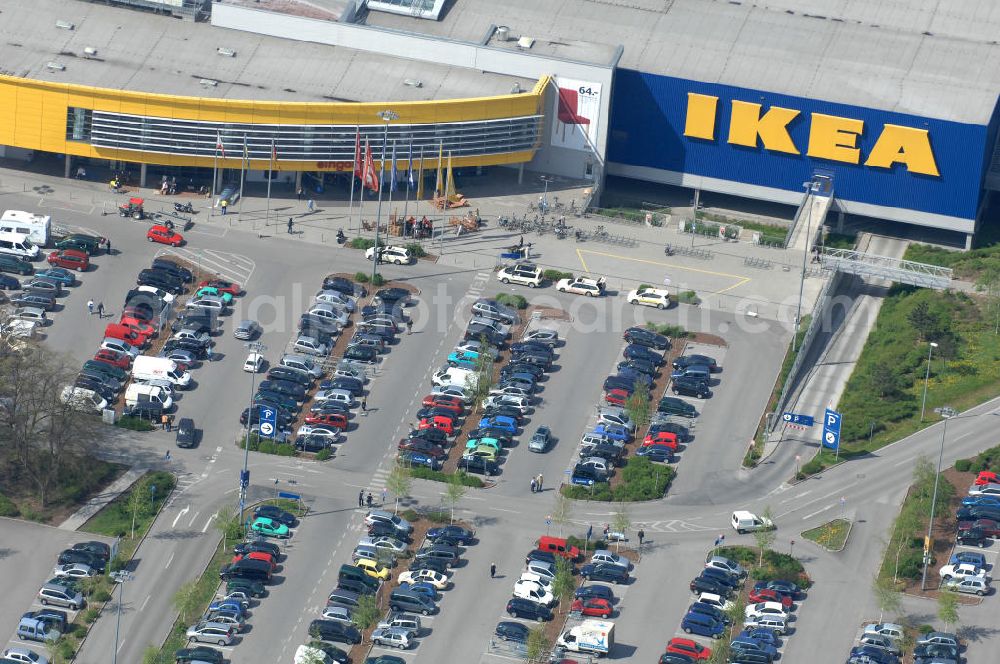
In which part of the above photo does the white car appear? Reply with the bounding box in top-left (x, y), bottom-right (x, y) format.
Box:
top-left (939, 563), bottom-right (988, 580)
top-left (523, 328), bottom-right (559, 345)
top-left (136, 284), bottom-right (175, 303)
top-left (243, 352), bottom-right (264, 373)
top-left (174, 328), bottom-right (211, 344)
top-left (744, 601), bottom-right (788, 621)
top-left (366, 245), bottom-right (413, 265)
top-left (518, 572), bottom-right (553, 591)
top-left (296, 425), bottom-right (340, 440)
top-left (51, 563), bottom-right (96, 579)
top-left (591, 549), bottom-right (629, 569)
top-left (512, 579), bottom-right (554, 606)
top-left (481, 394), bottom-right (530, 413)
top-left (556, 276), bottom-right (606, 296)
top-left (2, 647), bottom-right (49, 664)
top-left (315, 289), bottom-right (357, 311)
top-left (968, 482), bottom-right (1000, 496)
top-left (398, 568), bottom-right (449, 590)
top-left (431, 384), bottom-right (473, 403)
top-left (627, 286), bottom-right (672, 309)
top-left (497, 262), bottom-right (542, 288)
top-left (698, 592), bottom-right (734, 611)
top-left (455, 339), bottom-right (500, 360)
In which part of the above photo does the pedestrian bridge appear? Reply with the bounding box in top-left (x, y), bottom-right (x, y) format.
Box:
top-left (820, 248), bottom-right (953, 290)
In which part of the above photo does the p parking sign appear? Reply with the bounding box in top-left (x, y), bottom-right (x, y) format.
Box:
top-left (822, 408), bottom-right (842, 450)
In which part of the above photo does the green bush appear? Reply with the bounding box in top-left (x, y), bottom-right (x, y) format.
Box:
top-left (239, 435), bottom-right (297, 457)
top-left (542, 269), bottom-right (573, 282)
top-left (896, 548), bottom-right (925, 580)
top-left (567, 535), bottom-right (609, 551)
top-left (644, 322), bottom-right (690, 339)
top-left (424, 509), bottom-right (450, 524)
top-left (409, 466), bottom-right (485, 488)
top-left (917, 624), bottom-right (935, 634)
top-left (0, 494), bottom-right (19, 517)
top-left (371, 273), bottom-right (386, 287)
top-left (495, 293), bottom-right (528, 310)
top-left (348, 237), bottom-right (377, 250)
top-left (954, 458), bottom-right (972, 472)
top-left (677, 290), bottom-right (701, 305)
top-left (637, 284), bottom-right (654, 291)
top-left (115, 416), bottom-right (154, 431)
top-left (315, 448), bottom-right (332, 461)
top-left (800, 457), bottom-right (824, 476)
top-left (354, 271), bottom-right (370, 283)
top-left (562, 458), bottom-right (674, 502)
top-left (83, 608), bottom-right (100, 624)
top-left (405, 243), bottom-right (427, 258)
top-left (400, 509), bottom-right (421, 523)
top-left (93, 590), bottom-right (112, 603)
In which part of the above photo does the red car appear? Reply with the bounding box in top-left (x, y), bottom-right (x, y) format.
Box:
top-left (975, 471), bottom-right (999, 486)
top-left (958, 518), bottom-right (1000, 537)
top-left (123, 304), bottom-right (154, 323)
top-left (424, 400), bottom-right (464, 416)
top-left (422, 394), bottom-right (464, 410)
top-left (120, 316), bottom-right (157, 339)
top-left (642, 431), bottom-right (678, 449)
top-left (419, 416), bottom-right (454, 435)
top-left (397, 438), bottom-right (448, 459)
top-left (570, 597), bottom-right (613, 618)
top-left (94, 348), bottom-right (131, 369)
top-left (146, 225), bottom-right (184, 246)
top-left (665, 637), bottom-right (711, 661)
top-left (305, 412), bottom-right (348, 429)
top-left (47, 249), bottom-right (90, 272)
top-left (198, 279), bottom-right (242, 296)
top-left (747, 586), bottom-right (792, 609)
top-left (232, 551), bottom-right (276, 569)
top-left (604, 388), bottom-right (629, 406)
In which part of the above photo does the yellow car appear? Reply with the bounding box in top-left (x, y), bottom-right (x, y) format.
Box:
top-left (355, 557), bottom-right (390, 580)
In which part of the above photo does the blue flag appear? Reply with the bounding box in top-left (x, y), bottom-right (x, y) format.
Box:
top-left (389, 141), bottom-right (398, 192)
top-left (407, 139), bottom-right (414, 188)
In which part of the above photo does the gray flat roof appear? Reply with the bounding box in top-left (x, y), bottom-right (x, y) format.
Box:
top-left (0, 0), bottom-right (534, 104)
top-left (362, 0), bottom-right (1000, 124)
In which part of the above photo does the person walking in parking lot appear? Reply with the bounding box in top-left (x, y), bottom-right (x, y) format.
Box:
top-left (358, 490), bottom-right (364, 507)
top-left (536, 473), bottom-right (543, 492)
top-left (220, 199), bottom-right (228, 215)
top-left (406, 318), bottom-right (413, 334)
top-left (366, 492), bottom-right (373, 508)
top-left (307, 199), bottom-right (315, 213)
top-left (530, 477), bottom-right (537, 493)
top-left (490, 562), bottom-right (496, 578)
top-left (287, 217), bottom-right (294, 234)
top-left (161, 414), bottom-right (170, 431)
top-left (87, 299), bottom-right (94, 315)
top-left (297, 187), bottom-right (303, 201)
top-left (360, 397), bottom-right (368, 415)
top-left (97, 302), bottom-right (104, 318)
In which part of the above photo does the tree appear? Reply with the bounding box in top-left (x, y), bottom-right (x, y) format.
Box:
top-left (753, 506), bottom-right (777, 566)
top-left (172, 580), bottom-right (200, 625)
top-left (612, 503), bottom-right (631, 552)
top-left (551, 558), bottom-right (576, 611)
top-left (624, 380), bottom-right (650, 428)
top-left (975, 266), bottom-right (1000, 334)
top-left (386, 463), bottom-right (413, 514)
top-left (142, 646), bottom-right (164, 664)
top-left (551, 493), bottom-right (573, 538)
top-left (351, 594), bottom-right (381, 630)
top-left (126, 484), bottom-right (147, 539)
top-left (937, 587), bottom-right (959, 631)
top-left (912, 455), bottom-right (936, 499)
top-left (868, 362), bottom-right (901, 399)
top-left (444, 472), bottom-right (466, 523)
top-left (890, 509), bottom-right (921, 583)
top-left (214, 505), bottom-right (242, 547)
top-left (873, 576), bottom-right (901, 622)
top-left (468, 334), bottom-right (496, 412)
top-left (526, 625), bottom-right (550, 663)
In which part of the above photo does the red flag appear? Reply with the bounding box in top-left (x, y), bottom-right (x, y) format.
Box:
top-left (271, 139), bottom-right (277, 163)
top-left (216, 131), bottom-right (226, 159)
top-left (363, 139), bottom-right (379, 193)
top-left (353, 128), bottom-right (362, 179)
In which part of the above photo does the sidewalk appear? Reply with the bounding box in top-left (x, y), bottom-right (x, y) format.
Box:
top-left (57, 466), bottom-right (146, 531)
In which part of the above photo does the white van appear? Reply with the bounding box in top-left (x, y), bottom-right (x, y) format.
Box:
top-left (60, 386), bottom-right (108, 413)
top-left (1, 210), bottom-right (51, 246)
top-left (432, 366), bottom-right (478, 390)
top-left (294, 645), bottom-right (331, 664)
top-left (132, 356), bottom-right (191, 388)
top-left (0, 231), bottom-right (39, 260)
top-left (124, 384), bottom-right (173, 410)
top-left (731, 510), bottom-right (774, 534)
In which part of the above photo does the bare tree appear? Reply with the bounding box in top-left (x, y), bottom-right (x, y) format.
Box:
top-left (386, 463), bottom-right (412, 514)
top-left (552, 493), bottom-right (573, 538)
top-left (873, 576), bottom-right (901, 622)
top-left (172, 580), bottom-right (200, 625)
top-left (444, 472), bottom-right (466, 523)
top-left (612, 503), bottom-right (631, 553)
top-left (753, 506), bottom-right (777, 566)
top-left (127, 487), bottom-right (146, 540)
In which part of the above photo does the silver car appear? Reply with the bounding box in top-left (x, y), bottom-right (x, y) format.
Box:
top-left (292, 335), bottom-right (329, 356)
top-left (315, 289), bottom-right (356, 311)
top-left (281, 354), bottom-right (324, 378)
top-left (185, 621), bottom-right (235, 646)
top-left (372, 626), bottom-right (412, 649)
top-left (13, 306), bottom-right (46, 323)
top-left (234, 319), bottom-right (262, 340)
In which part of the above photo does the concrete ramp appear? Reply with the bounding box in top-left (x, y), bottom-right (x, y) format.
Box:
top-left (787, 190), bottom-right (834, 253)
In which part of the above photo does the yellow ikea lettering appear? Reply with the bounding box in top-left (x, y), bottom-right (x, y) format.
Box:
top-left (808, 113), bottom-right (863, 164)
top-left (727, 101), bottom-right (800, 154)
top-left (683, 93), bottom-right (718, 140)
top-left (865, 124), bottom-right (940, 177)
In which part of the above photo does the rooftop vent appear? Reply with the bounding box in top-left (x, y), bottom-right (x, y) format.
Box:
top-left (497, 26), bottom-right (511, 41)
top-left (404, 79), bottom-right (423, 88)
top-left (511, 82), bottom-right (522, 94)
top-left (200, 78), bottom-right (218, 87)
top-left (46, 62), bottom-right (66, 71)
top-left (217, 47), bottom-right (236, 57)
top-left (517, 36), bottom-right (535, 49)
top-left (83, 47), bottom-right (97, 57)
top-left (55, 20), bottom-right (75, 31)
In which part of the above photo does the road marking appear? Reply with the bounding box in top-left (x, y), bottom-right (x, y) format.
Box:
top-left (802, 504), bottom-right (834, 520)
top-left (189, 511), bottom-right (200, 527)
top-left (117, 638), bottom-right (127, 652)
top-left (203, 513), bottom-right (218, 533)
top-left (893, 457), bottom-right (914, 467)
top-left (172, 505), bottom-right (190, 528)
top-left (575, 248), bottom-right (591, 274)
top-left (164, 552), bottom-right (175, 569)
top-left (490, 507), bottom-right (520, 514)
top-left (140, 594), bottom-right (151, 611)
top-left (781, 490), bottom-right (810, 504)
top-left (576, 248), bottom-right (752, 293)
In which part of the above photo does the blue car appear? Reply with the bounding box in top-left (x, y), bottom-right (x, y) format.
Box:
top-left (399, 581), bottom-right (437, 601)
top-left (949, 550), bottom-right (987, 568)
top-left (961, 494), bottom-right (1000, 507)
top-left (0, 274), bottom-right (19, 290)
top-left (617, 366), bottom-right (652, 387)
top-left (34, 267), bottom-right (76, 286)
top-left (636, 444), bottom-right (674, 462)
top-left (731, 637), bottom-right (779, 660)
top-left (681, 611), bottom-right (725, 638)
top-left (399, 451), bottom-right (440, 470)
top-left (737, 627), bottom-right (781, 648)
top-left (593, 423), bottom-right (629, 443)
top-left (479, 416), bottom-right (517, 435)
top-left (849, 645), bottom-right (894, 664)
top-left (208, 599), bottom-right (247, 617)
top-left (447, 352), bottom-right (478, 370)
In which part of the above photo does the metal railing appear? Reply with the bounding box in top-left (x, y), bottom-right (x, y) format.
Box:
top-left (820, 248), bottom-right (953, 290)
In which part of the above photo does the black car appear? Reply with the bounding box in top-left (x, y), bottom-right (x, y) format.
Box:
top-left (510, 340), bottom-right (554, 355)
top-left (956, 505), bottom-right (1000, 521)
top-left (170, 311), bottom-right (218, 334)
top-left (467, 427), bottom-right (512, 446)
top-left (11, 293), bottom-right (55, 311)
top-left (373, 287), bottom-right (410, 308)
top-left (482, 405), bottom-right (524, 422)
top-left (672, 376), bottom-right (711, 398)
top-left (124, 401), bottom-right (165, 420)
top-left (501, 363), bottom-right (547, 381)
top-left (495, 620), bottom-right (530, 643)
top-left (581, 563), bottom-right (629, 584)
top-left (257, 379), bottom-right (307, 402)
top-left (508, 354), bottom-right (552, 371)
top-left (71, 541), bottom-right (111, 562)
top-left (254, 505), bottom-right (297, 527)
top-left (700, 567), bottom-right (741, 587)
top-left (580, 444), bottom-right (624, 465)
top-left (426, 525), bottom-right (475, 545)
top-left (162, 339), bottom-right (208, 360)
top-left (309, 619), bottom-right (362, 645)
top-left (636, 444), bottom-right (674, 463)
top-left (574, 584), bottom-right (615, 602)
top-left (57, 549), bottom-right (105, 572)
top-left (408, 558), bottom-right (451, 575)
top-left (465, 324), bottom-right (505, 347)
top-left (957, 527), bottom-right (989, 547)
top-left (416, 407), bottom-right (461, 424)
top-left (408, 428), bottom-right (449, 445)
top-left (305, 641), bottom-right (349, 664)
top-left (457, 455), bottom-right (499, 476)
top-left (295, 436), bottom-right (330, 453)
top-left (322, 275), bottom-right (361, 298)
top-left (226, 578), bottom-right (266, 597)
top-left (689, 601), bottom-right (730, 624)
top-left (299, 314), bottom-right (340, 336)
top-left (648, 421), bottom-right (691, 442)
top-left (913, 643), bottom-right (959, 661)
top-left (658, 396), bottom-right (698, 418)
top-left (320, 376), bottom-right (364, 397)
top-left (617, 358), bottom-right (657, 377)
top-left (0, 273), bottom-right (20, 290)
top-left (175, 417), bottom-right (196, 448)
top-left (151, 257), bottom-right (194, 283)
top-left (136, 272), bottom-right (183, 296)
top-left (673, 354), bottom-right (720, 372)
top-left (337, 576), bottom-right (378, 595)
top-left (267, 367), bottom-right (313, 386)
top-left (74, 377), bottom-right (117, 402)
top-left (623, 326), bottom-right (670, 350)
top-left (506, 597), bottom-right (553, 621)
top-left (174, 646), bottom-right (224, 664)
top-left (661, 654), bottom-right (699, 664)
top-left (138, 267), bottom-right (184, 290)
top-left (525, 550), bottom-right (558, 567)
top-left (602, 375), bottom-right (638, 394)
top-left (623, 343), bottom-right (664, 365)
top-left (752, 579), bottom-right (804, 600)
top-left (233, 540), bottom-right (281, 559)
top-left (310, 401), bottom-right (352, 416)
top-left (689, 575), bottom-right (733, 597)
top-left (343, 345), bottom-right (379, 365)
top-left (730, 652), bottom-right (771, 664)
top-left (355, 323), bottom-right (397, 341)
top-left (414, 545), bottom-right (461, 567)
top-left (368, 521), bottom-right (412, 542)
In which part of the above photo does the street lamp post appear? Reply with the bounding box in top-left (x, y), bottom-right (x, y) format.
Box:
top-left (238, 340), bottom-right (267, 529)
top-left (920, 406), bottom-right (955, 591)
top-left (920, 341), bottom-right (938, 422)
top-left (793, 180), bottom-right (817, 352)
top-left (111, 570), bottom-right (133, 664)
top-left (373, 110), bottom-right (398, 285)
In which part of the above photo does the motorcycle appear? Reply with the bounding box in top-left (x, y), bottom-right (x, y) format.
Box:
top-left (174, 202), bottom-right (195, 214)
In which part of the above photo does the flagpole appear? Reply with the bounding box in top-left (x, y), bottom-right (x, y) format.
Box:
top-left (237, 134), bottom-right (248, 225)
top-left (387, 140), bottom-right (396, 233)
top-left (403, 139), bottom-right (412, 237)
top-left (265, 139), bottom-right (274, 230)
top-left (373, 110), bottom-right (398, 284)
top-left (348, 127), bottom-right (358, 233)
top-left (212, 131), bottom-right (220, 217)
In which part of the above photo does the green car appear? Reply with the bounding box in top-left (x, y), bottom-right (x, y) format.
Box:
top-left (195, 286), bottom-right (234, 305)
top-left (55, 233), bottom-right (104, 255)
top-left (466, 444), bottom-right (498, 462)
top-left (226, 578), bottom-right (265, 597)
top-left (175, 646), bottom-right (224, 664)
top-left (465, 437), bottom-right (501, 452)
top-left (365, 657), bottom-right (406, 664)
top-left (251, 516), bottom-right (290, 539)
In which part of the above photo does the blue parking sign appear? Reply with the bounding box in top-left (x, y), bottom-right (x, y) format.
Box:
top-left (258, 406), bottom-right (277, 439)
top-left (822, 409), bottom-right (842, 450)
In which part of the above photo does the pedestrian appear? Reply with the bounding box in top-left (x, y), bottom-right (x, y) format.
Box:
top-left (206, 346), bottom-right (213, 362)
top-left (381, 487), bottom-right (387, 505)
top-left (637, 529), bottom-right (645, 546)
top-left (360, 397), bottom-right (368, 415)
top-left (287, 217), bottom-right (294, 234)
top-left (490, 562), bottom-right (497, 578)
top-left (603, 524), bottom-right (610, 538)
top-left (165, 450), bottom-right (171, 461)
top-left (161, 413), bottom-right (170, 431)
top-left (97, 302), bottom-right (104, 318)
top-left (406, 318), bottom-right (413, 335)
top-left (105, 238), bottom-right (112, 255)
top-left (220, 199), bottom-right (228, 215)
top-left (518, 235), bottom-right (524, 248)
top-left (307, 199), bottom-right (315, 213)
top-left (87, 299), bottom-right (94, 315)
top-left (297, 187), bottom-right (303, 201)
top-left (537, 473), bottom-right (543, 492)
top-left (530, 478), bottom-right (537, 493)
top-left (358, 490), bottom-right (364, 507)
top-left (366, 492), bottom-right (373, 508)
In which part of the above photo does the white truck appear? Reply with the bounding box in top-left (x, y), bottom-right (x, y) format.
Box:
top-left (556, 619), bottom-right (614, 657)
top-left (132, 356), bottom-right (191, 389)
top-left (1, 210), bottom-right (51, 246)
top-left (124, 383), bottom-right (173, 411)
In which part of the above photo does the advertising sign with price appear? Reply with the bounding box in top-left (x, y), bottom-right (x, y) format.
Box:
top-left (552, 78), bottom-right (602, 151)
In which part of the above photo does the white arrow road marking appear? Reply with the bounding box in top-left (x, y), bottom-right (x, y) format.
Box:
top-left (203, 512), bottom-right (218, 533)
top-left (172, 505), bottom-right (190, 528)
top-left (164, 552), bottom-right (175, 569)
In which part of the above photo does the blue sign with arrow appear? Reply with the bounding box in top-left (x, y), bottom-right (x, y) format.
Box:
top-left (822, 408), bottom-right (842, 449)
top-left (782, 412), bottom-right (815, 427)
top-left (258, 405), bottom-right (277, 439)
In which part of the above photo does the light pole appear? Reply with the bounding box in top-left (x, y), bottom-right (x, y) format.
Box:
top-left (920, 341), bottom-right (938, 422)
top-left (373, 110), bottom-right (398, 284)
top-left (793, 180), bottom-right (817, 352)
top-left (921, 406), bottom-right (955, 591)
top-left (111, 570), bottom-right (133, 664)
top-left (238, 340), bottom-right (267, 529)
top-left (539, 175), bottom-right (554, 213)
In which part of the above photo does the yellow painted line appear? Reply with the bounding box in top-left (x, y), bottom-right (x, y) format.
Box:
top-left (579, 248), bottom-right (752, 294)
top-left (575, 248), bottom-right (591, 274)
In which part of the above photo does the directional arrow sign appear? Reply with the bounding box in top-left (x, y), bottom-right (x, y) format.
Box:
top-left (258, 405), bottom-right (277, 439)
